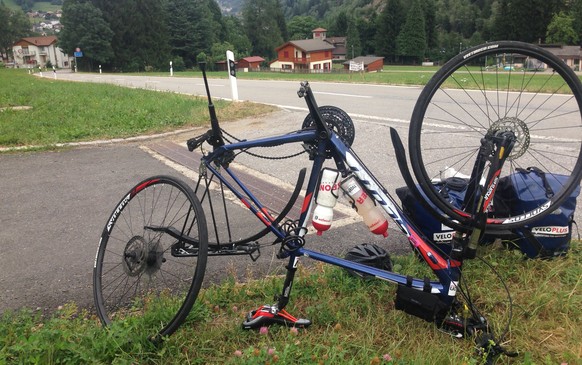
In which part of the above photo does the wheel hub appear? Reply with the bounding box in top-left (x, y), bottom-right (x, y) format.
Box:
top-left (490, 117), bottom-right (530, 159)
top-left (123, 236), bottom-right (164, 276)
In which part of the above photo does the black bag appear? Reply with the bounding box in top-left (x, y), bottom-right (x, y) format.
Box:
top-left (395, 177), bottom-right (469, 254)
top-left (494, 167), bottom-right (580, 258)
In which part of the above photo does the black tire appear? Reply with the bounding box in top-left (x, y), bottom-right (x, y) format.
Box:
top-left (409, 41), bottom-right (582, 230)
top-left (93, 175), bottom-right (208, 340)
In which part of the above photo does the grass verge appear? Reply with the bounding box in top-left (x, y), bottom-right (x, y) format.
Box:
top-left (0, 68), bottom-right (276, 149)
top-left (1, 244), bottom-right (579, 364)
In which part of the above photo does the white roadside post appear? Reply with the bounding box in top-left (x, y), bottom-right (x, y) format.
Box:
top-left (53, 66), bottom-right (56, 79)
top-left (226, 50), bottom-right (238, 101)
top-left (99, 65), bottom-right (102, 74)
top-left (170, 61), bottom-right (173, 76)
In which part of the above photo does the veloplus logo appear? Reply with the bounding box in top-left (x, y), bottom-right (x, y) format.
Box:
top-left (531, 226), bottom-right (569, 237)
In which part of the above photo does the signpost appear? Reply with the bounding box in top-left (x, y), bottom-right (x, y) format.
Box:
top-left (170, 61), bottom-right (173, 76)
top-left (226, 50), bottom-right (238, 101)
top-left (74, 47), bottom-right (83, 72)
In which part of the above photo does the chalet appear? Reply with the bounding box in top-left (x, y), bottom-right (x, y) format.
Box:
top-left (238, 56), bottom-right (265, 70)
top-left (343, 56), bottom-right (385, 72)
top-left (270, 39), bottom-right (334, 71)
top-left (12, 36), bottom-right (70, 68)
top-left (325, 36), bottom-right (347, 60)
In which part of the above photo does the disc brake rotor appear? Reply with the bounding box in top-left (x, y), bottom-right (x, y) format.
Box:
top-left (490, 117), bottom-right (530, 159)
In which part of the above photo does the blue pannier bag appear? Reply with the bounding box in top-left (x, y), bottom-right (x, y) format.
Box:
top-left (395, 177), bottom-right (469, 255)
top-left (494, 167), bottom-right (580, 259)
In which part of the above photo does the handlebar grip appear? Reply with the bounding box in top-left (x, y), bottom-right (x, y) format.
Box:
top-left (297, 81), bottom-right (309, 98)
top-left (187, 131), bottom-right (210, 151)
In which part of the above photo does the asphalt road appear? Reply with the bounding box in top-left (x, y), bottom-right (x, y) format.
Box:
top-left (0, 108), bottom-right (413, 315)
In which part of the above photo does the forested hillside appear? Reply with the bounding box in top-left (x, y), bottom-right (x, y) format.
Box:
top-left (3, 0), bottom-right (582, 71)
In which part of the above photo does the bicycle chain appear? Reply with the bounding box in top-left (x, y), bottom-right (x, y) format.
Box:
top-left (221, 128), bottom-right (307, 160)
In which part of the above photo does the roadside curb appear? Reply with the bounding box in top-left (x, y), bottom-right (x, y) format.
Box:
top-left (0, 126), bottom-right (205, 153)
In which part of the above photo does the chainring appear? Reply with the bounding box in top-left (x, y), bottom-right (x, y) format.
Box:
top-left (301, 105), bottom-right (356, 147)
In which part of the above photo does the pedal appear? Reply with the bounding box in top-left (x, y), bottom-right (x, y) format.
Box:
top-left (242, 305), bottom-right (311, 330)
top-left (207, 242), bottom-right (261, 261)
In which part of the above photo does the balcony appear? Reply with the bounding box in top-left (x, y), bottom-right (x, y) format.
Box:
top-left (19, 50), bottom-right (36, 57)
top-left (278, 57), bottom-right (309, 65)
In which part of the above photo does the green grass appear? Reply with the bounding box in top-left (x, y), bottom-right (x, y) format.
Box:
top-left (2, 0), bottom-right (60, 12)
top-left (0, 68), bottom-right (275, 149)
top-left (31, 2), bottom-right (61, 12)
top-left (142, 67), bottom-right (439, 87)
top-left (0, 244), bottom-right (580, 364)
top-left (140, 65), bottom-right (582, 93)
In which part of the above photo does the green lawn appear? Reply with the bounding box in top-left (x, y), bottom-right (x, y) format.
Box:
top-left (0, 68), bottom-right (275, 149)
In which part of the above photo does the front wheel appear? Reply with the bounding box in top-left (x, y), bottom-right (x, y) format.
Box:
top-left (93, 175), bottom-right (208, 340)
top-left (409, 41), bottom-right (582, 230)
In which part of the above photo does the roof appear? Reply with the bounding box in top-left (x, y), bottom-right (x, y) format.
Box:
top-left (343, 56), bottom-right (384, 65)
top-left (312, 27), bottom-right (327, 32)
top-left (325, 37), bottom-right (346, 44)
top-left (15, 36), bottom-right (58, 47)
top-left (541, 45), bottom-right (581, 58)
top-left (240, 56), bottom-right (265, 63)
top-left (277, 39), bottom-right (335, 53)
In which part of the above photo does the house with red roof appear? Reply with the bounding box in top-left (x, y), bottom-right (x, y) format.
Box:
top-left (238, 56), bottom-right (265, 70)
top-left (12, 36), bottom-right (71, 69)
top-left (270, 39), bottom-right (335, 72)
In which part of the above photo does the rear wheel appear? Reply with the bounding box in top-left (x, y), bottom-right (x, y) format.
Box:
top-left (93, 175), bottom-right (208, 340)
top-left (409, 41), bottom-right (582, 230)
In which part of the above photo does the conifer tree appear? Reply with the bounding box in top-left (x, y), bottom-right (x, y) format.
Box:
top-left (375, 0), bottom-right (404, 62)
top-left (396, 0), bottom-right (426, 63)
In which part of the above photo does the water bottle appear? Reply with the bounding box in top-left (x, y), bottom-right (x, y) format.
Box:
top-left (312, 168), bottom-right (340, 235)
top-left (341, 175), bottom-right (389, 237)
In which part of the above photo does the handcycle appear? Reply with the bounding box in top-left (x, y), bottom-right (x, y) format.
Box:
top-left (93, 41), bottom-right (582, 363)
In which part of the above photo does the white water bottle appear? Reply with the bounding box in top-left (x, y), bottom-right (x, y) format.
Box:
top-left (341, 176), bottom-right (389, 237)
top-left (312, 168), bottom-right (340, 235)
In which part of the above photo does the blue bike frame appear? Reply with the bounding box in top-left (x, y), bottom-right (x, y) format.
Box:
top-left (202, 126), bottom-right (463, 308)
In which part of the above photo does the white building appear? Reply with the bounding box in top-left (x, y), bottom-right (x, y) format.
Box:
top-left (12, 36), bottom-right (70, 69)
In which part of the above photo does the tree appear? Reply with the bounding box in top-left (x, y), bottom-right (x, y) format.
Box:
top-left (396, 0), bottom-right (426, 63)
top-left (357, 14), bottom-right (377, 56)
top-left (287, 15), bottom-right (318, 40)
top-left (92, 0), bottom-right (170, 71)
top-left (546, 11), bottom-right (578, 45)
top-left (569, 0), bottom-right (582, 45)
top-left (208, 41), bottom-right (234, 70)
top-left (421, 0), bottom-right (437, 50)
top-left (58, 0), bottom-right (114, 69)
top-left (493, 0), bottom-right (565, 43)
top-left (165, 0), bottom-right (215, 69)
top-left (224, 16), bottom-right (252, 58)
top-left (375, 0), bottom-right (404, 62)
top-left (242, 0), bottom-right (287, 60)
top-left (0, 3), bottom-right (30, 59)
top-left (327, 11), bottom-right (349, 37)
top-left (345, 16), bottom-right (361, 59)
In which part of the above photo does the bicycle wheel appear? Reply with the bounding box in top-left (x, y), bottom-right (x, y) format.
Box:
top-left (93, 175), bottom-right (208, 340)
top-left (409, 41), bottom-right (582, 230)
